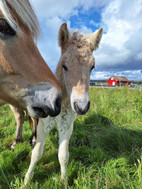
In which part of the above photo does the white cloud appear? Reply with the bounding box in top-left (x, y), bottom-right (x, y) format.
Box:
top-left (96, 0), bottom-right (142, 74)
top-left (30, 0), bottom-right (109, 19)
top-left (91, 70), bottom-right (142, 80)
top-left (79, 26), bottom-right (93, 33)
top-left (136, 52), bottom-right (142, 61)
top-left (29, 0), bottom-right (142, 80)
top-left (90, 20), bottom-right (100, 27)
top-left (91, 71), bottom-right (109, 80)
top-left (29, 0), bottom-right (107, 73)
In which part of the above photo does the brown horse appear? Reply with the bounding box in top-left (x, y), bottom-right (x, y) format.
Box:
top-left (9, 104), bottom-right (38, 149)
top-left (0, 99), bottom-right (38, 149)
top-left (0, 0), bottom-right (62, 118)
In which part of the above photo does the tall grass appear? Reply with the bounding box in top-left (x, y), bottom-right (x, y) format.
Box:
top-left (0, 87), bottom-right (142, 188)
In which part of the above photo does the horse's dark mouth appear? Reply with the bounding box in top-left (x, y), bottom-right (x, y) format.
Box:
top-left (32, 107), bottom-right (48, 118)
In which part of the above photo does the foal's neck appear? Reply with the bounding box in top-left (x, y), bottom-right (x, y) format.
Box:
top-left (55, 59), bottom-right (68, 101)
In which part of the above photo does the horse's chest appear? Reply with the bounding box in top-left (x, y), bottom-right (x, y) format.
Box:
top-left (43, 107), bottom-right (76, 133)
top-left (56, 109), bottom-right (76, 131)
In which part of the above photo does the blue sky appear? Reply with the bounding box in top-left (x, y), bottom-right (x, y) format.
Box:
top-left (30, 0), bottom-right (142, 80)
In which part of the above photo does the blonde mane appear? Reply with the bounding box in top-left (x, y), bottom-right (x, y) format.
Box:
top-left (71, 31), bottom-right (102, 51)
top-left (0, 0), bottom-right (40, 39)
top-left (72, 32), bottom-right (87, 45)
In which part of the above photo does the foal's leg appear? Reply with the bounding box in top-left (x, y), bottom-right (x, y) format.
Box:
top-left (58, 124), bottom-right (73, 180)
top-left (24, 119), bottom-right (47, 185)
top-left (10, 105), bottom-right (24, 149)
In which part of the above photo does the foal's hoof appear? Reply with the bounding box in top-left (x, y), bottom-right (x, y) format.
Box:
top-left (11, 143), bottom-right (16, 150)
top-left (60, 178), bottom-right (68, 189)
top-left (10, 146), bottom-right (15, 151)
top-left (24, 177), bottom-right (29, 186)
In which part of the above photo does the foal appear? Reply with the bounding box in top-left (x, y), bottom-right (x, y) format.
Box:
top-left (24, 23), bottom-right (103, 184)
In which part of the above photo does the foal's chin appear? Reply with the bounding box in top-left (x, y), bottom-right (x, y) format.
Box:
top-left (75, 109), bottom-right (89, 115)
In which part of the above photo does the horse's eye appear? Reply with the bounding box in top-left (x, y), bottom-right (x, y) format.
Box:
top-left (63, 65), bottom-right (68, 71)
top-left (0, 19), bottom-right (16, 37)
top-left (91, 65), bottom-right (95, 71)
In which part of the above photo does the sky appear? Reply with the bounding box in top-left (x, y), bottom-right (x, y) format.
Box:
top-left (29, 0), bottom-right (142, 80)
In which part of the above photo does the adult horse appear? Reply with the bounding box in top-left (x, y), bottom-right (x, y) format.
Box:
top-left (0, 99), bottom-right (37, 149)
top-left (0, 0), bottom-right (62, 118)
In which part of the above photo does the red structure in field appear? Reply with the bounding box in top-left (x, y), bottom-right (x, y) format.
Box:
top-left (107, 76), bottom-right (131, 86)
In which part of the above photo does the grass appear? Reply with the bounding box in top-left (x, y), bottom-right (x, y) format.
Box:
top-left (0, 87), bottom-right (142, 188)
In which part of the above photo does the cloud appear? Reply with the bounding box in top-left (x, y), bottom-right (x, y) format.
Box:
top-left (91, 71), bottom-right (110, 80)
top-left (91, 70), bottom-right (142, 80)
top-left (29, 0), bottom-right (107, 73)
top-left (95, 0), bottom-right (142, 74)
top-left (136, 52), bottom-right (142, 61)
top-left (29, 0), bottom-right (142, 80)
top-left (36, 17), bottom-right (62, 72)
top-left (30, 0), bottom-right (109, 19)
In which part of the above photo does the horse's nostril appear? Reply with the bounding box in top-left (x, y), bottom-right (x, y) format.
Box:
top-left (55, 96), bottom-right (62, 110)
top-left (87, 101), bottom-right (90, 110)
top-left (41, 96), bottom-right (61, 117)
top-left (74, 102), bottom-right (80, 112)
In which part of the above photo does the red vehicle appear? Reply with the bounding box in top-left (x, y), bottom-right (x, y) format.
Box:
top-left (108, 76), bottom-right (131, 86)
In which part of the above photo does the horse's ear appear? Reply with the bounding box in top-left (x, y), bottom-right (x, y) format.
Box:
top-left (58, 23), bottom-right (71, 48)
top-left (89, 28), bottom-right (103, 51)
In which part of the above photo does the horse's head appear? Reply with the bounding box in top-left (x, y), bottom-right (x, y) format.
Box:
top-left (58, 23), bottom-right (102, 115)
top-left (0, 0), bottom-right (61, 118)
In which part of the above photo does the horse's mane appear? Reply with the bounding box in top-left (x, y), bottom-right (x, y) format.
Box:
top-left (0, 0), bottom-right (40, 39)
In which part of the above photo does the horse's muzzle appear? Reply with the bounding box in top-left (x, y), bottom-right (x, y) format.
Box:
top-left (31, 96), bottom-right (62, 118)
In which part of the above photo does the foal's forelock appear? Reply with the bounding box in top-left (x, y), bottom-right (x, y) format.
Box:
top-left (71, 32), bottom-right (94, 51)
top-left (0, 0), bottom-right (40, 39)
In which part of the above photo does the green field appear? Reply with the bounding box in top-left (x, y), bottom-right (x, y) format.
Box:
top-left (0, 87), bottom-right (142, 189)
